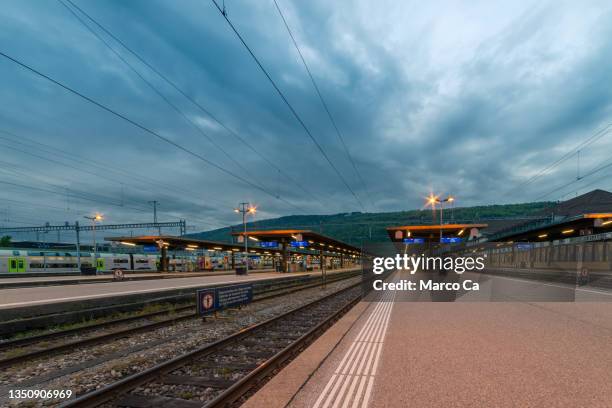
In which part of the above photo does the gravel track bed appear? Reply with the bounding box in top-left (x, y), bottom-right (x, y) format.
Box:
top-left (2, 277), bottom-right (359, 407)
top-left (0, 310), bottom-right (192, 361)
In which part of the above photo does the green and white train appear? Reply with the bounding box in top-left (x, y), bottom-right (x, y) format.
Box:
top-left (0, 249), bottom-right (158, 274)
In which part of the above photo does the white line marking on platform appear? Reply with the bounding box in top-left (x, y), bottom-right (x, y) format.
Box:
top-left (313, 289), bottom-right (395, 408)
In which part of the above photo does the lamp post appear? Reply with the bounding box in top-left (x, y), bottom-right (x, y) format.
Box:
top-left (426, 194), bottom-right (455, 240)
top-left (84, 213), bottom-right (103, 272)
top-left (234, 203), bottom-right (256, 273)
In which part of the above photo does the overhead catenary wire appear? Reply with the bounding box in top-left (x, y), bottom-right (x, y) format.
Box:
top-left (0, 129), bottom-right (234, 209)
top-left (0, 143), bottom-right (224, 225)
top-left (273, 0), bottom-right (372, 210)
top-left (534, 152), bottom-right (612, 200)
top-left (57, 0), bottom-right (271, 195)
top-left (507, 123), bottom-right (612, 195)
top-left (209, 0), bottom-right (365, 212)
top-left (0, 50), bottom-right (310, 215)
top-left (63, 0), bottom-right (325, 209)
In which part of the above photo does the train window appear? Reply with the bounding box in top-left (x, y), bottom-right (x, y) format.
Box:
top-left (29, 263), bottom-right (44, 268)
top-left (12, 250), bottom-right (20, 256)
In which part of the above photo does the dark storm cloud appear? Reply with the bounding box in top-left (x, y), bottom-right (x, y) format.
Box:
top-left (1, 0), bottom-right (612, 233)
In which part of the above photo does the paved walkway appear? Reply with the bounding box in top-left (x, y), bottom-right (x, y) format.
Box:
top-left (0, 268), bottom-right (357, 310)
top-left (247, 270), bottom-right (612, 408)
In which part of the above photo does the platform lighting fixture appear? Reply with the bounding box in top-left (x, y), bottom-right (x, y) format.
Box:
top-left (538, 233), bottom-right (548, 239)
top-left (234, 202), bottom-right (257, 273)
top-left (602, 220), bottom-right (612, 226)
top-left (187, 244), bottom-right (198, 248)
top-left (84, 213), bottom-right (104, 264)
top-left (561, 229), bottom-right (574, 235)
top-left (120, 241), bottom-right (136, 247)
top-left (426, 193), bottom-right (456, 237)
top-left (213, 247), bottom-right (223, 250)
top-left (185, 247), bottom-right (195, 251)
top-left (291, 235), bottom-right (298, 240)
top-left (248, 236), bottom-right (259, 241)
top-left (457, 229), bottom-right (465, 236)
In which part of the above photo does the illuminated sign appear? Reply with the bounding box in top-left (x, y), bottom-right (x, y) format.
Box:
top-left (259, 241), bottom-right (279, 248)
top-left (403, 238), bottom-right (425, 244)
top-left (290, 241), bottom-right (309, 247)
top-left (440, 237), bottom-right (462, 244)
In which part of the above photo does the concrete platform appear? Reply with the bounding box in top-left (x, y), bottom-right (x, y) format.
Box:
top-left (0, 268), bottom-right (356, 311)
top-left (0, 269), bottom-right (275, 289)
top-left (247, 270), bottom-right (612, 408)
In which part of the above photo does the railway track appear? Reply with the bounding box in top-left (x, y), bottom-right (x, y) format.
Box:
top-left (61, 282), bottom-right (362, 408)
top-left (0, 271), bottom-right (359, 369)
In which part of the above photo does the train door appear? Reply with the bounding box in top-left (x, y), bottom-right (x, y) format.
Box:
top-left (96, 258), bottom-right (105, 272)
top-left (8, 257), bottom-right (26, 273)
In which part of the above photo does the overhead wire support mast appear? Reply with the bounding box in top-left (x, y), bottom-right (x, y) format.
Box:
top-left (63, 0), bottom-right (324, 210)
top-left (0, 50), bottom-right (309, 214)
top-left (210, 0), bottom-right (365, 212)
top-left (273, 0), bottom-right (372, 210)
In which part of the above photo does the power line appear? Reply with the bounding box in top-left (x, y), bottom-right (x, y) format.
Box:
top-left (63, 0), bottom-right (325, 209)
top-left (0, 164), bottom-right (223, 229)
top-left (58, 0), bottom-right (271, 194)
top-left (209, 0), bottom-right (365, 212)
top-left (273, 0), bottom-right (372, 210)
top-left (0, 49), bottom-right (309, 215)
top-left (534, 153), bottom-right (612, 200)
top-left (507, 123), bottom-right (612, 195)
top-left (0, 128), bottom-right (234, 209)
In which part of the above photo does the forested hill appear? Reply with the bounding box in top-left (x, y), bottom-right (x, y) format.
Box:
top-left (189, 201), bottom-right (554, 245)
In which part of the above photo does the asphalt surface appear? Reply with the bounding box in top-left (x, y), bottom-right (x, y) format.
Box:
top-left (285, 270), bottom-right (612, 407)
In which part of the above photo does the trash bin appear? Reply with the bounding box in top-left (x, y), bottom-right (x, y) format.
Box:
top-left (235, 266), bottom-right (247, 275)
top-left (80, 266), bottom-right (97, 276)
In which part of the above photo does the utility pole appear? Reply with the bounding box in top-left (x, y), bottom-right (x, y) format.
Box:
top-left (75, 221), bottom-right (81, 269)
top-left (148, 200), bottom-right (160, 235)
top-left (84, 214), bottom-right (103, 273)
top-left (234, 203), bottom-right (256, 273)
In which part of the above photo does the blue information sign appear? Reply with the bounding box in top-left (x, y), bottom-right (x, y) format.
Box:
top-left (259, 241), bottom-right (279, 248)
top-left (440, 237), bottom-right (462, 244)
top-left (403, 238), bottom-right (425, 244)
top-left (197, 284), bottom-right (253, 316)
top-left (143, 244), bottom-right (159, 253)
top-left (290, 241), bottom-right (309, 247)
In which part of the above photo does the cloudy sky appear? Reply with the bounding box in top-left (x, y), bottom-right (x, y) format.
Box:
top-left (1, 0), bottom-right (612, 238)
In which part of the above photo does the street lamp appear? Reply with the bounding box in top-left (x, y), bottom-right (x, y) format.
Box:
top-left (425, 194), bottom-right (455, 239)
top-left (234, 203), bottom-right (256, 273)
top-left (84, 213), bottom-right (103, 272)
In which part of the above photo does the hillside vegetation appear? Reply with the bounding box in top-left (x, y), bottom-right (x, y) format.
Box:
top-left (189, 202), bottom-right (554, 245)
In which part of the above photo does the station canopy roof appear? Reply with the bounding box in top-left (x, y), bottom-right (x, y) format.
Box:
top-left (105, 235), bottom-right (279, 255)
top-left (107, 232), bottom-right (361, 257)
top-left (230, 229), bottom-right (361, 255)
top-left (386, 224), bottom-right (488, 242)
top-left (484, 213), bottom-right (612, 242)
